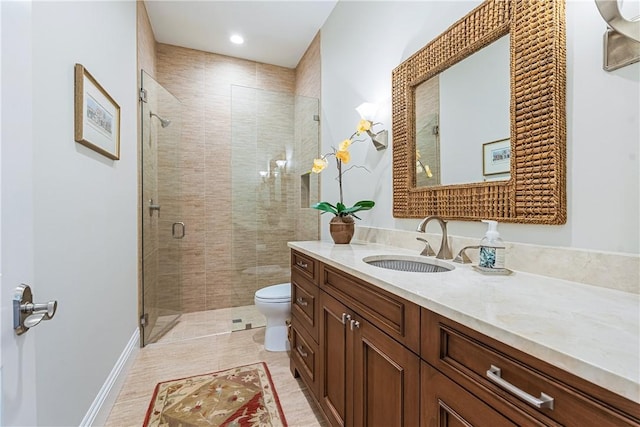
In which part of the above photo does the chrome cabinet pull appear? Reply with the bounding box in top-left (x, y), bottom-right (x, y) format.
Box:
top-left (172, 222), bottom-right (185, 239)
top-left (296, 261), bottom-right (308, 269)
top-left (350, 319), bottom-right (360, 331)
top-left (486, 365), bottom-right (554, 410)
top-left (296, 297), bottom-right (308, 306)
top-left (296, 345), bottom-right (308, 358)
top-left (341, 313), bottom-right (351, 325)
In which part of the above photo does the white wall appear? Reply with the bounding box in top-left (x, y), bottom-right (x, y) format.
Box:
top-left (30, 2), bottom-right (138, 425)
top-left (321, 0), bottom-right (639, 254)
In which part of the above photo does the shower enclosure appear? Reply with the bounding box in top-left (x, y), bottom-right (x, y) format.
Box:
top-left (140, 72), bottom-right (319, 346)
top-left (140, 71), bottom-right (183, 345)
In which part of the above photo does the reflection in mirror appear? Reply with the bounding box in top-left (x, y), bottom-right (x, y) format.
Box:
top-left (414, 35), bottom-right (510, 187)
top-left (415, 76), bottom-right (440, 187)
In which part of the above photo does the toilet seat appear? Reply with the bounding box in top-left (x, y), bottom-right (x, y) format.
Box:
top-left (255, 283), bottom-right (290, 303)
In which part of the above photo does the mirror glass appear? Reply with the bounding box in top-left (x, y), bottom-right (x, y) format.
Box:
top-left (415, 35), bottom-right (510, 187)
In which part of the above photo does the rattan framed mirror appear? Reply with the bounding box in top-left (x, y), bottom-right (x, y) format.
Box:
top-left (392, 0), bottom-right (566, 224)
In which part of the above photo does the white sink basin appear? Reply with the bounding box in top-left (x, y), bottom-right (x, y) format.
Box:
top-left (363, 255), bottom-right (454, 273)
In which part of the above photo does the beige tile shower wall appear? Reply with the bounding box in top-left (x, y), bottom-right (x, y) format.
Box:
top-left (295, 32), bottom-right (320, 99)
top-left (231, 87), bottom-right (297, 306)
top-left (295, 32), bottom-right (321, 242)
top-left (157, 43), bottom-right (298, 312)
top-left (137, 1), bottom-right (156, 78)
top-left (156, 88), bottom-right (184, 316)
top-left (294, 98), bottom-right (321, 241)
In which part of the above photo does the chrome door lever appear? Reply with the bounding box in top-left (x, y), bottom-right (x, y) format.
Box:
top-left (13, 284), bottom-right (58, 335)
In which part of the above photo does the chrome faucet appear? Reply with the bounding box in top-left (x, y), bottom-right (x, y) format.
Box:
top-left (416, 237), bottom-right (436, 257)
top-left (453, 245), bottom-right (480, 264)
top-left (416, 215), bottom-right (452, 260)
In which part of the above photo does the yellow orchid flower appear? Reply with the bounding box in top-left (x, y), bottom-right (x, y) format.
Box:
top-left (339, 139), bottom-right (352, 151)
top-left (311, 157), bottom-right (328, 173)
top-left (336, 149), bottom-right (350, 164)
top-left (425, 164), bottom-right (433, 178)
top-left (356, 119), bottom-right (371, 134)
top-left (310, 119), bottom-right (375, 228)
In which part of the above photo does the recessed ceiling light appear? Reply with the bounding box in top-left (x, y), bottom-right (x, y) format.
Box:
top-left (230, 34), bottom-right (244, 45)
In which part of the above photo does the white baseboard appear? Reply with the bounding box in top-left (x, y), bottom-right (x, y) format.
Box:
top-left (79, 329), bottom-right (139, 427)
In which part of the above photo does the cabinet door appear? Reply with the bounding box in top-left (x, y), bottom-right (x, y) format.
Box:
top-left (319, 292), bottom-right (352, 427)
top-left (421, 362), bottom-right (519, 427)
top-left (352, 316), bottom-right (420, 427)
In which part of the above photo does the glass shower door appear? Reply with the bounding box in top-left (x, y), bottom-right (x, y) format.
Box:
top-left (140, 71), bottom-right (183, 345)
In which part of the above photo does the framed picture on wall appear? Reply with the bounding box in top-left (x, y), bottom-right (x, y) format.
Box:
top-left (74, 63), bottom-right (120, 160)
top-left (482, 138), bottom-right (510, 176)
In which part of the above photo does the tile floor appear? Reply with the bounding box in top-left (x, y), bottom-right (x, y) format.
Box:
top-left (105, 306), bottom-right (326, 426)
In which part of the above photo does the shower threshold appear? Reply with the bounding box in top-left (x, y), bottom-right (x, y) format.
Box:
top-left (151, 305), bottom-right (266, 345)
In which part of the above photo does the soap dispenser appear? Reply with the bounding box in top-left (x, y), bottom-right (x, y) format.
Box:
top-left (479, 220), bottom-right (505, 269)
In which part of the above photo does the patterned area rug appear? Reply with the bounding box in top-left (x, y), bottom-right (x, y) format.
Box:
top-left (143, 362), bottom-right (288, 427)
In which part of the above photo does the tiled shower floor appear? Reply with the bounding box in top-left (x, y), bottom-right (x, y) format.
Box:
top-left (152, 304), bottom-right (267, 344)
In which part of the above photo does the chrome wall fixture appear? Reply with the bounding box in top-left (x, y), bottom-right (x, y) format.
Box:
top-left (595, 0), bottom-right (640, 71)
top-left (356, 102), bottom-right (388, 151)
top-left (13, 284), bottom-right (58, 335)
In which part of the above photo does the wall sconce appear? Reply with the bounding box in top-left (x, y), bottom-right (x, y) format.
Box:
top-left (356, 102), bottom-right (388, 151)
top-left (259, 170), bottom-right (269, 182)
top-left (275, 160), bottom-right (287, 169)
top-left (595, 0), bottom-right (640, 71)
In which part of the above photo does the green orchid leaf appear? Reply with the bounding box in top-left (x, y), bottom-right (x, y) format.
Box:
top-left (311, 202), bottom-right (338, 215)
top-left (340, 200), bottom-right (375, 215)
top-left (354, 200), bottom-right (375, 209)
top-left (311, 199), bottom-right (374, 219)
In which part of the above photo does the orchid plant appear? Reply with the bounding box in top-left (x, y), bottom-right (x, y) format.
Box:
top-left (311, 119), bottom-right (375, 219)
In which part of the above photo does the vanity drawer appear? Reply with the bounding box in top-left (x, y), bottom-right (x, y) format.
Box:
top-left (321, 264), bottom-right (420, 353)
top-left (421, 362), bottom-right (522, 427)
top-left (291, 250), bottom-right (318, 283)
top-left (291, 272), bottom-right (319, 342)
top-left (422, 309), bottom-right (640, 427)
top-left (290, 323), bottom-right (318, 396)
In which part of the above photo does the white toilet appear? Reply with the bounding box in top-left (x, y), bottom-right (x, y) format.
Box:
top-left (254, 283), bottom-right (291, 351)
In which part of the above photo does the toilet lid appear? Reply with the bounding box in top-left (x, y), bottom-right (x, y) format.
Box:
top-left (255, 283), bottom-right (291, 300)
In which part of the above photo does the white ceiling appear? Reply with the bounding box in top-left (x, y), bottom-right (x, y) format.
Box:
top-left (144, 0), bottom-right (338, 69)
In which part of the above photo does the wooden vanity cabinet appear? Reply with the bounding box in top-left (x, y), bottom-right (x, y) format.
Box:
top-left (289, 250), bottom-right (421, 427)
top-left (422, 308), bottom-right (640, 427)
top-left (290, 249), bottom-right (640, 427)
top-left (319, 290), bottom-right (420, 427)
top-left (290, 251), bottom-right (321, 396)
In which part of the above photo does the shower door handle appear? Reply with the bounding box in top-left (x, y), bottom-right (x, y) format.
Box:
top-left (172, 222), bottom-right (185, 239)
top-left (148, 199), bottom-right (161, 216)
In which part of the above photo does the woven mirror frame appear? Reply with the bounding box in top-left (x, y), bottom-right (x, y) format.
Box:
top-left (392, 0), bottom-right (566, 224)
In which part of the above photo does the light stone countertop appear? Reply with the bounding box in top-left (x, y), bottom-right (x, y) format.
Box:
top-left (288, 240), bottom-right (640, 403)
